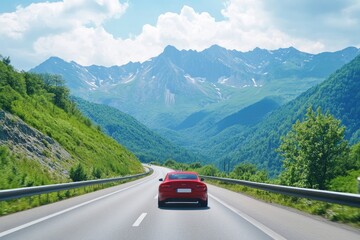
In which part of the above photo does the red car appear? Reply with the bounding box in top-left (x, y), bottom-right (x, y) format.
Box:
top-left (158, 171), bottom-right (208, 207)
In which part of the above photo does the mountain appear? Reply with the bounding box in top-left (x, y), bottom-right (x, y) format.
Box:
top-left (31, 46), bottom-right (360, 129)
top-left (206, 53), bottom-right (360, 175)
top-left (215, 97), bottom-right (281, 132)
top-left (72, 97), bottom-right (205, 163)
top-left (30, 45), bottom-right (360, 169)
top-left (0, 59), bottom-right (143, 189)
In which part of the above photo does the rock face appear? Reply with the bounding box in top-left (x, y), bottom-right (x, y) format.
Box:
top-left (0, 110), bottom-right (73, 178)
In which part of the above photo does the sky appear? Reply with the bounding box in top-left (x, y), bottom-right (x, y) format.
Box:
top-left (1, 0), bottom-right (360, 71)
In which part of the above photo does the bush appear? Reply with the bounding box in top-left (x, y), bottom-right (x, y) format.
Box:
top-left (70, 164), bottom-right (87, 182)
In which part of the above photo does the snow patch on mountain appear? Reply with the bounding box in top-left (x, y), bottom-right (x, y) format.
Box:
top-left (211, 83), bottom-right (223, 100)
top-left (252, 78), bottom-right (263, 87)
top-left (165, 88), bottom-right (175, 105)
top-left (184, 74), bottom-right (196, 84)
top-left (122, 72), bottom-right (136, 84)
top-left (218, 77), bottom-right (229, 84)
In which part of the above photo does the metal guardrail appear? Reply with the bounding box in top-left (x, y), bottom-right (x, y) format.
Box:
top-left (0, 168), bottom-right (152, 201)
top-left (201, 175), bottom-right (360, 208)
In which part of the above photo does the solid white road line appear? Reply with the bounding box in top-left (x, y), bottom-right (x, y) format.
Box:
top-left (0, 178), bottom-right (151, 238)
top-left (209, 193), bottom-right (287, 240)
top-left (132, 213), bottom-right (147, 227)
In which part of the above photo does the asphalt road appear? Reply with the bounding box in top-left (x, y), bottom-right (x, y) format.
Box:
top-left (0, 166), bottom-right (359, 240)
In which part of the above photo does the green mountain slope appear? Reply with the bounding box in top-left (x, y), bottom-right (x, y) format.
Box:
top-left (0, 58), bottom-right (143, 189)
top-left (73, 97), bottom-right (205, 164)
top-left (215, 97), bottom-right (281, 132)
top-left (209, 54), bottom-right (360, 175)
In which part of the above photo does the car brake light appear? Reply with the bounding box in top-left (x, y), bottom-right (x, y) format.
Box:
top-left (196, 184), bottom-right (207, 191)
top-left (160, 184), bottom-right (172, 188)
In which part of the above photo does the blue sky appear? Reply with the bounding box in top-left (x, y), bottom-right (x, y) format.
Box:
top-left (105, 0), bottom-right (225, 38)
top-left (1, 0), bottom-right (360, 70)
top-left (1, 0), bottom-right (225, 38)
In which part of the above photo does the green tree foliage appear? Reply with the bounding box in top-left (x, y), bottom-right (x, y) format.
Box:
top-left (349, 141), bottom-right (360, 169)
top-left (329, 142), bottom-right (360, 193)
top-left (70, 164), bottom-right (88, 182)
top-left (197, 165), bottom-right (219, 176)
top-left (189, 162), bottom-right (202, 169)
top-left (40, 73), bottom-right (72, 111)
top-left (230, 163), bottom-right (268, 182)
top-left (164, 159), bottom-right (178, 169)
top-left (162, 159), bottom-right (194, 171)
top-left (278, 107), bottom-right (350, 189)
top-left (23, 72), bottom-right (45, 96)
top-left (1, 55), bottom-right (11, 66)
top-left (91, 167), bottom-right (103, 179)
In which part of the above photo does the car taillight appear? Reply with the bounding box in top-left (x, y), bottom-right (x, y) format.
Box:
top-left (160, 183), bottom-right (172, 190)
top-left (196, 184), bottom-right (207, 191)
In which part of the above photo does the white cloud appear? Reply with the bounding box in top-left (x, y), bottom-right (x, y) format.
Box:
top-left (0, 0), bottom-right (128, 69)
top-left (262, 0), bottom-right (360, 51)
top-left (0, 0), bottom-right (127, 39)
top-left (0, 0), bottom-right (359, 70)
top-left (132, 0), bottom-right (324, 55)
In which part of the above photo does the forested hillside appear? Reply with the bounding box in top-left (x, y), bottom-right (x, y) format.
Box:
top-left (0, 57), bottom-right (143, 189)
top-left (208, 54), bottom-right (360, 175)
top-left (73, 97), bottom-right (204, 163)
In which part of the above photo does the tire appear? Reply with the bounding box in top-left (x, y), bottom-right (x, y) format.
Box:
top-left (200, 199), bottom-right (208, 207)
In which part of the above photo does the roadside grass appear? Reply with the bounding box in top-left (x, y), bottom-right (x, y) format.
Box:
top-left (0, 145), bottom-right (148, 216)
top-left (208, 180), bottom-right (360, 228)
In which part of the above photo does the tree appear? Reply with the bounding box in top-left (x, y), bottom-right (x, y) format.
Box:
top-left (197, 165), bottom-right (219, 176)
top-left (69, 164), bottom-right (87, 182)
top-left (278, 107), bottom-right (349, 189)
top-left (189, 162), bottom-right (202, 169)
top-left (230, 163), bottom-right (268, 182)
top-left (1, 55), bottom-right (11, 65)
top-left (164, 159), bottom-right (177, 168)
top-left (40, 73), bottom-right (70, 110)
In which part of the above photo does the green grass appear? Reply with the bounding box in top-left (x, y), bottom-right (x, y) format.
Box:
top-left (0, 146), bottom-right (64, 189)
top-left (8, 94), bottom-right (143, 178)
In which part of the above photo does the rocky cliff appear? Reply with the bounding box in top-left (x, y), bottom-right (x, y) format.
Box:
top-left (0, 110), bottom-right (73, 178)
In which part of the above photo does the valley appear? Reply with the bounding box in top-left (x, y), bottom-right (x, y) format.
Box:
top-left (31, 45), bottom-right (360, 173)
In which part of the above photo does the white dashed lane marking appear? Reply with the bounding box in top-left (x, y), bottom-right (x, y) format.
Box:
top-left (132, 213), bottom-right (147, 227)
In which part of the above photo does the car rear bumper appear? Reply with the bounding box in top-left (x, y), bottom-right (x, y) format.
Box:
top-left (159, 192), bottom-right (207, 202)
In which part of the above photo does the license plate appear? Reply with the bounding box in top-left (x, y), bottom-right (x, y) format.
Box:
top-left (177, 188), bottom-right (191, 193)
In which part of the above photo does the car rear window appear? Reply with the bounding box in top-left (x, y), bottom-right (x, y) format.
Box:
top-left (168, 173), bottom-right (198, 180)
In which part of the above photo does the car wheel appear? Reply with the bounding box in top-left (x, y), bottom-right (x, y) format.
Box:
top-left (200, 199), bottom-right (208, 207)
top-left (158, 200), bottom-right (165, 208)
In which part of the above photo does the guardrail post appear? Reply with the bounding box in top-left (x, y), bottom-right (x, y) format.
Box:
top-left (358, 177), bottom-right (360, 194)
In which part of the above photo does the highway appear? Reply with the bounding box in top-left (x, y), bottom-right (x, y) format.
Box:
top-left (0, 166), bottom-right (359, 240)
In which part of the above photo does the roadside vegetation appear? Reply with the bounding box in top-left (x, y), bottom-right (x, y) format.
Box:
top-left (0, 57), bottom-right (144, 215)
